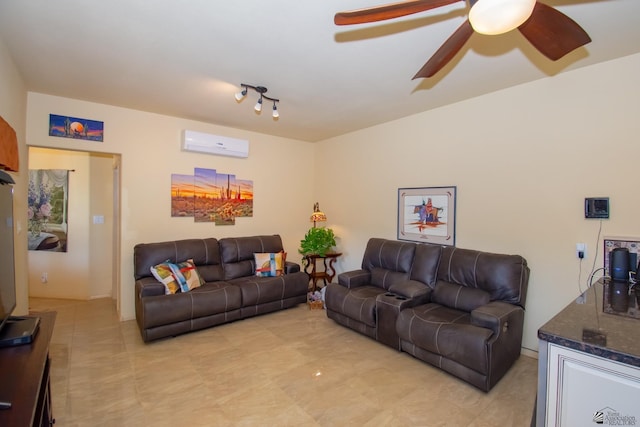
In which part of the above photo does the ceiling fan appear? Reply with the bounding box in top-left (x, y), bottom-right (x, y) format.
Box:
top-left (334, 0), bottom-right (592, 79)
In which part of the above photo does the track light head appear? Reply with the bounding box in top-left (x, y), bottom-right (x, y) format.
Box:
top-left (254, 97), bottom-right (263, 113)
top-left (234, 87), bottom-right (248, 101)
top-left (272, 102), bottom-right (279, 119)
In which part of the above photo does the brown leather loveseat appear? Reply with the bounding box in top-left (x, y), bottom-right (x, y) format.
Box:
top-left (325, 238), bottom-right (529, 391)
top-left (134, 235), bottom-right (308, 342)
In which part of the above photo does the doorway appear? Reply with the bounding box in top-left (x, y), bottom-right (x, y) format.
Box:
top-left (27, 147), bottom-right (121, 312)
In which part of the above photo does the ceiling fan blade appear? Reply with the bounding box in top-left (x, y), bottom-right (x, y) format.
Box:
top-left (518, 2), bottom-right (591, 61)
top-left (335, 0), bottom-right (462, 25)
top-left (412, 19), bottom-right (474, 79)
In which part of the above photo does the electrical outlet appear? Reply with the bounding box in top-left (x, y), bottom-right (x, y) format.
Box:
top-left (576, 243), bottom-right (586, 259)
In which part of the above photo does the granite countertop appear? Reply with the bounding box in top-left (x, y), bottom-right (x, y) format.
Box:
top-left (538, 279), bottom-right (640, 367)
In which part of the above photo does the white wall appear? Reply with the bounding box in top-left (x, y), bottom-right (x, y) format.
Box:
top-left (315, 53), bottom-right (640, 352)
top-left (25, 93), bottom-right (316, 320)
top-left (0, 36), bottom-right (29, 316)
top-left (11, 42), bottom-right (640, 354)
top-left (89, 152), bottom-right (116, 299)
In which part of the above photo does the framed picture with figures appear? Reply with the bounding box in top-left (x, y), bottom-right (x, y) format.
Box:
top-left (397, 186), bottom-right (456, 246)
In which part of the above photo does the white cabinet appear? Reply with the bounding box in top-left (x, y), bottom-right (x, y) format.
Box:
top-left (544, 343), bottom-right (640, 426)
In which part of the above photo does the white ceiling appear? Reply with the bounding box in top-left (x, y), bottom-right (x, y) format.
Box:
top-left (0, 0), bottom-right (638, 142)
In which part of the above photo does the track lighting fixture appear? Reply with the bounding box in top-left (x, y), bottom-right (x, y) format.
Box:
top-left (235, 83), bottom-right (280, 119)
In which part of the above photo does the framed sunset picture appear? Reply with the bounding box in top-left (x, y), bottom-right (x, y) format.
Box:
top-left (49, 114), bottom-right (104, 142)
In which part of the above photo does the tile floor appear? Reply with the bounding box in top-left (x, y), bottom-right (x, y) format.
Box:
top-left (30, 297), bottom-right (538, 426)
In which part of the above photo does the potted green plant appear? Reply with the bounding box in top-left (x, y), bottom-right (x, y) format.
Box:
top-left (298, 226), bottom-right (337, 258)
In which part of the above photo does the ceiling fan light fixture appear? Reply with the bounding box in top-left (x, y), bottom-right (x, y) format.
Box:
top-left (468, 0), bottom-right (536, 35)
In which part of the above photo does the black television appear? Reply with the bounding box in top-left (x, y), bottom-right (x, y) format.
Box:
top-left (0, 171), bottom-right (17, 336)
top-left (0, 171), bottom-right (40, 347)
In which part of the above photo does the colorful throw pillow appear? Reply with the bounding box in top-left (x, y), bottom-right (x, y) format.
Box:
top-left (150, 261), bottom-right (181, 294)
top-left (254, 252), bottom-right (286, 277)
top-left (150, 259), bottom-right (203, 294)
top-left (170, 259), bottom-right (204, 292)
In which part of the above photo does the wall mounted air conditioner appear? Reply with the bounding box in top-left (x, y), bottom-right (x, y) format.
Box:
top-left (182, 130), bottom-right (249, 158)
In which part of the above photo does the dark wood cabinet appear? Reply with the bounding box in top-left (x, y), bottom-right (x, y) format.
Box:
top-left (0, 311), bottom-right (56, 426)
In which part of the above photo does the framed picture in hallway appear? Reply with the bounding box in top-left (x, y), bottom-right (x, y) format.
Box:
top-left (27, 169), bottom-right (70, 252)
top-left (398, 186), bottom-right (456, 246)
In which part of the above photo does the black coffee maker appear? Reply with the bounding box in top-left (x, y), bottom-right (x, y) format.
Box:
top-left (610, 247), bottom-right (631, 281)
top-left (604, 248), bottom-right (640, 318)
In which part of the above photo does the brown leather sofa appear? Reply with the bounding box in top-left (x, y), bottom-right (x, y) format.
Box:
top-left (134, 235), bottom-right (308, 342)
top-left (325, 238), bottom-right (529, 391)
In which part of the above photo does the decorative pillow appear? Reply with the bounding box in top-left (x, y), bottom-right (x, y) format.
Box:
top-left (150, 259), bottom-right (203, 294)
top-left (170, 259), bottom-right (204, 292)
top-left (254, 252), bottom-right (286, 277)
top-left (150, 261), bottom-right (181, 295)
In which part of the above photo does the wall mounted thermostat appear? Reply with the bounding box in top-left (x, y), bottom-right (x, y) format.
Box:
top-left (585, 197), bottom-right (609, 219)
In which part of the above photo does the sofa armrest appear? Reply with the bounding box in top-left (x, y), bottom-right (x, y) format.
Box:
top-left (338, 270), bottom-right (371, 289)
top-left (471, 301), bottom-right (526, 389)
top-left (285, 261), bottom-right (301, 274)
top-left (388, 280), bottom-right (432, 303)
top-left (470, 301), bottom-right (524, 336)
top-left (135, 277), bottom-right (166, 299)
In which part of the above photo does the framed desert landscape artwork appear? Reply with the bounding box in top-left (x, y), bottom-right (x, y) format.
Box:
top-left (49, 114), bottom-right (104, 142)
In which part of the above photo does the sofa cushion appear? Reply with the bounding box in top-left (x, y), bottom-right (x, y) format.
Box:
top-left (387, 280), bottom-right (432, 299)
top-left (410, 243), bottom-right (442, 287)
top-left (229, 273), bottom-right (308, 306)
top-left (325, 285), bottom-right (386, 327)
top-left (220, 235), bottom-right (285, 280)
top-left (254, 251), bottom-right (286, 277)
top-left (190, 282), bottom-right (242, 318)
top-left (150, 261), bottom-right (181, 294)
top-left (431, 281), bottom-right (490, 312)
top-left (437, 246), bottom-right (529, 307)
top-left (371, 268), bottom-right (411, 290)
top-left (362, 238), bottom-right (415, 275)
top-left (150, 259), bottom-right (204, 294)
top-left (134, 238), bottom-right (223, 282)
top-left (142, 281), bottom-right (242, 329)
top-left (396, 303), bottom-right (493, 374)
top-left (360, 238), bottom-right (416, 291)
top-left (170, 259), bottom-right (204, 292)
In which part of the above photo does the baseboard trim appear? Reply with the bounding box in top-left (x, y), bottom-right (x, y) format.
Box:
top-left (89, 294), bottom-right (113, 300)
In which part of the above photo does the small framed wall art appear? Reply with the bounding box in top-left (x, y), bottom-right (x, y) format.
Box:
top-left (398, 186), bottom-right (456, 246)
top-left (49, 114), bottom-right (104, 142)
